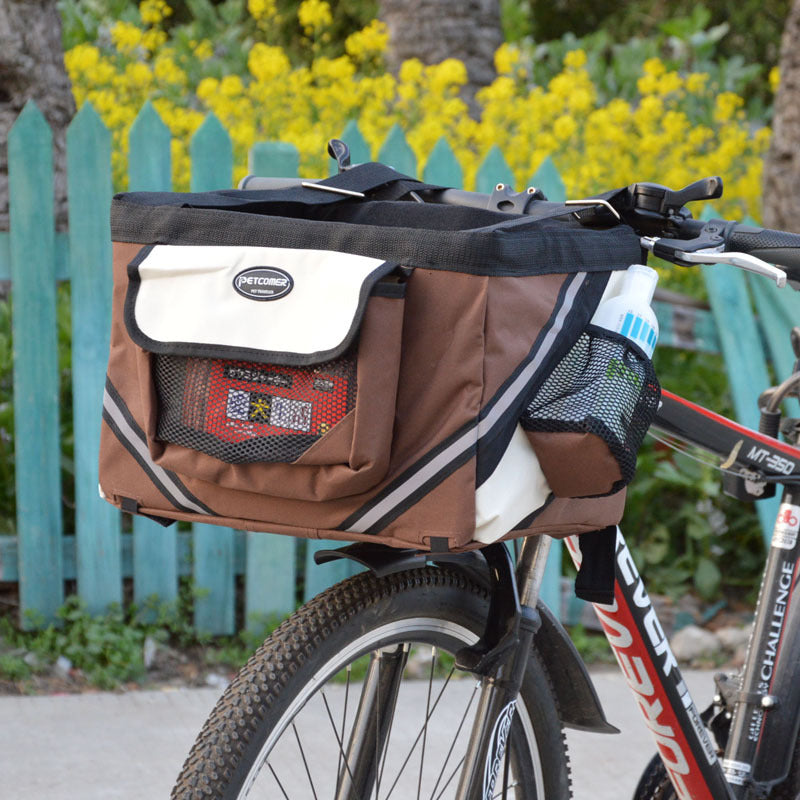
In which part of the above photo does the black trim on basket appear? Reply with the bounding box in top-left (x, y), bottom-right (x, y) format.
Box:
top-left (103, 378), bottom-right (216, 516)
top-left (337, 272), bottom-right (590, 537)
top-left (123, 246), bottom-right (398, 367)
top-left (111, 198), bottom-right (643, 278)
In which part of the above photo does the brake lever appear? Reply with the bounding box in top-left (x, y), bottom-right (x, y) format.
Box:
top-left (641, 237), bottom-right (788, 288)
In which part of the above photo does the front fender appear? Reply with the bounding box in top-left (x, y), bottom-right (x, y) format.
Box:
top-left (314, 541), bottom-right (618, 734)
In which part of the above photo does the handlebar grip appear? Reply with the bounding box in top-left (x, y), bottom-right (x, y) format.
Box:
top-left (728, 223), bottom-right (800, 275)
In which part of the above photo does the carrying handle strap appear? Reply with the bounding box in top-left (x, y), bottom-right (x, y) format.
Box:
top-left (116, 163), bottom-right (441, 214)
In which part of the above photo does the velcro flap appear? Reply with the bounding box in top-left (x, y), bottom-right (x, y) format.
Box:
top-left (125, 244), bottom-right (395, 365)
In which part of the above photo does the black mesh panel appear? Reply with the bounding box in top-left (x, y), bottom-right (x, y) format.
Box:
top-left (153, 352), bottom-right (357, 463)
top-left (521, 328), bottom-right (660, 493)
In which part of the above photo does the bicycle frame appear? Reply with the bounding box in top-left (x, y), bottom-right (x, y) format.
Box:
top-left (554, 389), bottom-right (800, 799)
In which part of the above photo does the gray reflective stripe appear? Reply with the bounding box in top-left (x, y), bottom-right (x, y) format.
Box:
top-left (102, 388), bottom-right (210, 516)
top-left (477, 272), bottom-right (586, 437)
top-left (346, 272), bottom-right (586, 534)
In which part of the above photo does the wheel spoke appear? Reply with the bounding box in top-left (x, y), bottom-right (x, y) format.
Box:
top-left (383, 666), bottom-right (456, 800)
top-left (417, 647), bottom-right (437, 800)
top-left (433, 755), bottom-right (466, 800)
top-left (321, 689), bottom-right (359, 792)
top-left (267, 763), bottom-right (291, 800)
top-left (428, 678), bottom-right (478, 800)
top-left (336, 665), bottom-right (352, 797)
top-left (493, 782), bottom-right (521, 799)
top-left (292, 721), bottom-right (319, 800)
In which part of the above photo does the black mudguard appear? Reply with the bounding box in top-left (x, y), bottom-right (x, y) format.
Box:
top-left (315, 541), bottom-right (618, 735)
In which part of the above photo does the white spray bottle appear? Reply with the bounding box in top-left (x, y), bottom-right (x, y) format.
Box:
top-left (591, 264), bottom-right (659, 356)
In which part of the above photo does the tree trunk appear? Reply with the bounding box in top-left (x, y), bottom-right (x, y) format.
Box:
top-left (762, 0), bottom-right (800, 231)
top-left (379, 0), bottom-right (502, 112)
top-left (0, 0), bottom-right (74, 231)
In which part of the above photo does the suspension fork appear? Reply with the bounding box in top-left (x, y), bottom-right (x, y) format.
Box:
top-left (335, 645), bottom-right (410, 799)
top-left (455, 535), bottom-right (551, 800)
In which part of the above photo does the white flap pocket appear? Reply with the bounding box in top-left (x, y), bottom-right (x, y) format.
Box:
top-left (125, 244), bottom-right (396, 364)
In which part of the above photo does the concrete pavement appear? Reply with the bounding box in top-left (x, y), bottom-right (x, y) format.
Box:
top-left (1, 668), bottom-right (718, 798)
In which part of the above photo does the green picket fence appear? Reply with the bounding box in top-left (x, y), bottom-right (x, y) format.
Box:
top-left (2, 98), bottom-right (781, 632)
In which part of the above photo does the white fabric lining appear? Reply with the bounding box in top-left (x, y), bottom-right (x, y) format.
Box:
top-left (473, 424), bottom-right (551, 543)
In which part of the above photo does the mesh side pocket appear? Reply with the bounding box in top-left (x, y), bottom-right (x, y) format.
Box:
top-left (152, 351), bottom-right (357, 464)
top-left (520, 327), bottom-right (660, 496)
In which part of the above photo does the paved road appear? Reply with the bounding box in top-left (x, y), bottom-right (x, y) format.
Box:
top-left (2, 668), bottom-right (717, 798)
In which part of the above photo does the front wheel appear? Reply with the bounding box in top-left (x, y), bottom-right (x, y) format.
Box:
top-left (172, 566), bottom-right (572, 799)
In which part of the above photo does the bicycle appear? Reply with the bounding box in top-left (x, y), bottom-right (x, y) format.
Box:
top-left (170, 143), bottom-right (800, 799)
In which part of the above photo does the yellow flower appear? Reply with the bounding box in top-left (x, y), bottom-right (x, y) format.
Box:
top-left (399, 58), bottom-right (424, 84)
top-left (686, 72), bottom-right (708, 94)
top-left (563, 49), bottom-right (587, 69)
top-left (248, 43), bottom-right (291, 82)
top-left (139, 0), bottom-right (172, 26)
top-left (657, 71), bottom-right (683, 95)
top-left (154, 54), bottom-right (187, 86)
top-left (194, 39), bottom-right (214, 60)
top-left (219, 75), bottom-right (244, 97)
top-left (197, 77), bottom-right (219, 102)
top-left (345, 20), bottom-right (389, 60)
top-left (142, 29), bottom-right (167, 52)
top-left (298, 0), bottom-right (332, 34)
top-left (64, 43), bottom-right (100, 78)
top-left (111, 21), bottom-right (143, 55)
top-left (494, 43), bottom-right (520, 75)
top-left (247, 0), bottom-right (276, 21)
top-left (553, 114), bottom-right (577, 140)
top-left (714, 92), bottom-right (743, 123)
top-left (769, 66), bottom-right (781, 94)
top-left (642, 57), bottom-right (666, 78)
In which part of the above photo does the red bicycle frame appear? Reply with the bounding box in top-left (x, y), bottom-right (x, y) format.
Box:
top-left (566, 389), bottom-right (800, 799)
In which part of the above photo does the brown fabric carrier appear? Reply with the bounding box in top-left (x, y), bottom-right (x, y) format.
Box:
top-left (99, 171), bottom-right (656, 552)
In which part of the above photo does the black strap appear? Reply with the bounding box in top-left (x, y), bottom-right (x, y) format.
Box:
top-left (574, 526), bottom-right (617, 604)
top-left (120, 496), bottom-right (176, 527)
top-left (116, 162), bottom-right (441, 215)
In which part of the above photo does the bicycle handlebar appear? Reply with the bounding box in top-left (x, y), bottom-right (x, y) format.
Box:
top-left (726, 224), bottom-right (800, 274)
top-left (238, 173), bottom-right (800, 284)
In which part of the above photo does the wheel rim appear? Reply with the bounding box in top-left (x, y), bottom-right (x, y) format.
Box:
top-left (237, 617), bottom-right (545, 799)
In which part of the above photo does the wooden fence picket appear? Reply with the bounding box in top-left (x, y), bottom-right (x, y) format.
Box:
top-left (8, 101), bottom-right (64, 626)
top-left (378, 124), bottom-right (416, 177)
top-left (191, 113), bottom-right (233, 192)
top-left (127, 102), bottom-right (179, 612)
top-left (249, 141), bottom-right (299, 179)
top-left (66, 103), bottom-right (121, 614)
top-left (240, 141), bottom-right (300, 629)
top-left (422, 137), bottom-right (463, 188)
top-left (189, 114), bottom-right (237, 634)
top-left (475, 145), bottom-right (514, 193)
top-left (530, 156), bottom-right (566, 202)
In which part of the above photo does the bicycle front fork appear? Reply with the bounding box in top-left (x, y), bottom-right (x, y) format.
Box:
top-left (454, 536), bottom-right (552, 800)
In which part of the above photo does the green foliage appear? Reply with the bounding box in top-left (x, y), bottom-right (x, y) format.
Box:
top-left (565, 624), bottom-right (615, 665)
top-left (59, 0), bottom-right (377, 63)
top-left (519, 0), bottom-right (788, 80)
top-left (3, 597), bottom-right (148, 689)
top-left (0, 653), bottom-right (33, 681)
top-left (510, 6), bottom-right (768, 117)
top-left (58, 0), bottom-right (141, 49)
top-left (0, 586), bottom-right (287, 689)
top-left (620, 345), bottom-right (765, 603)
